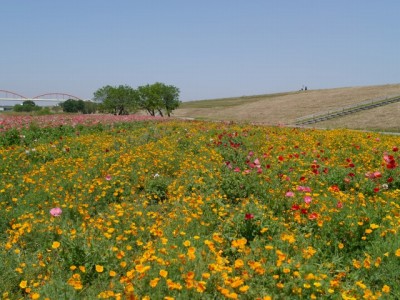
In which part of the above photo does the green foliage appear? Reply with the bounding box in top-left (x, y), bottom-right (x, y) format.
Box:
top-left (93, 82), bottom-right (181, 116)
top-left (35, 107), bottom-right (52, 115)
top-left (146, 175), bottom-right (172, 203)
top-left (94, 85), bottom-right (138, 115)
top-left (82, 100), bottom-right (98, 114)
top-left (0, 128), bottom-right (22, 146)
top-left (59, 99), bottom-right (97, 114)
top-left (13, 100), bottom-right (41, 112)
top-left (137, 82), bottom-right (181, 117)
top-left (60, 99), bottom-right (84, 113)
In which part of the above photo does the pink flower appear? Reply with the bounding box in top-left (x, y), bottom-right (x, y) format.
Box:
top-left (234, 167), bottom-right (241, 172)
top-left (105, 174), bottom-right (112, 181)
top-left (50, 207), bottom-right (62, 217)
top-left (336, 202), bottom-right (343, 209)
top-left (365, 171), bottom-right (382, 179)
top-left (285, 191), bottom-right (295, 197)
top-left (297, 186), bottom-right (311, 192)
top-left (372, 171), bottom-right (380, 178)
top-left (304, 196), bottom-right (312, 204)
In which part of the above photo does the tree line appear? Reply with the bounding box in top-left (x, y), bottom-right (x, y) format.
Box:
top-left (94, 82), bottom-right (180, 116)
top-left (13, 82), bottom-right (181, 116)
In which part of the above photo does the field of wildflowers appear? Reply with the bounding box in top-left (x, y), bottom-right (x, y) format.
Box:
top-left (1, 115), bottom-right (400, 299)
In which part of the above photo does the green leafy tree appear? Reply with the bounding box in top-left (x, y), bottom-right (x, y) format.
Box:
top-left (13, 104), bottom-right (24, 112)
top-left (82, 101), bottom-right (98, 114)
top-left (137, 82), bottom-right (181, 117)
top-left (93, 85), bottom-right (138, 115)
top-left (23, 100), bottom-right (36, 107)
top-left (137, 84), bottom-right (162, 116)
top-left (161, 83), bottom-right (181, 117)
top-left (14, 100), bottom-right (41, 112)
top-left (60, 99), bottom-right (85, 113)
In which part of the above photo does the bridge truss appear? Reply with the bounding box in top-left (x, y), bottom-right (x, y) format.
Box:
top-left (0, 90), bottom-right (85, 105)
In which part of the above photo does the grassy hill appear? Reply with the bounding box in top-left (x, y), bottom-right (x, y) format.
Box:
top-left (173, 83), bottom-right (400, 132)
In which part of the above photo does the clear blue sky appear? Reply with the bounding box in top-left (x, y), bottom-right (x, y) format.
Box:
top-left (1, 1), bottom-right (399, 101)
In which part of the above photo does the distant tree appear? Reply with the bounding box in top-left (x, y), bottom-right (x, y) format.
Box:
top-left (93, 85), bottom-right (138, 115)
top-left (82, 101), bottom-right (98, 114)
top-left (60, 99), bottom-right (85, 113)
top-left (137, 84), bottom-right (162, 116)
top-left (14, 100), bottom-right (41, 112)
top-left (137, 82), bottom-right (181, 117)
top-left (13, 104), bottom-right (24, 112)
top-left (161, 84), bottom-right (181, 117)
top-left (22, 100), bottom-right (36, 107)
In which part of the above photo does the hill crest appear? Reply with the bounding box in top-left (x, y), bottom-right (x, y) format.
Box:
top-left (175, 83), bottom-right (400, 131)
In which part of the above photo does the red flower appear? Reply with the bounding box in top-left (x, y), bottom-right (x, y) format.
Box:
top-left (329, 185), bottom-right (340, 192)
top-left (308, 212), bottom-right (318, 220)
top-left (291, 204), bottom-right (300, 211)
top-left (245, 213), bottom-right (254, 220)
top-left (384, 154), bottom-right (397, 169)
top-left (301, 209), bottom-right (308, 215)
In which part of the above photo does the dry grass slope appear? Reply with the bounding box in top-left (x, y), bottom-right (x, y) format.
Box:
top-left (174, 84), bottom-right (400, 131)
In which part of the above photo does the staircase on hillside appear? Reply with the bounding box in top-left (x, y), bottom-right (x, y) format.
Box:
top-left (295, 95), bottom-right (400, 126)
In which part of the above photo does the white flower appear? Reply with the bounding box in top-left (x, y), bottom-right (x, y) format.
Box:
top-left (154, 173), bottom-right (160, 178)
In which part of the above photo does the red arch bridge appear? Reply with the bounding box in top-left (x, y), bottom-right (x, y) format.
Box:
top-left (0, 90), bottom-right (89, 108)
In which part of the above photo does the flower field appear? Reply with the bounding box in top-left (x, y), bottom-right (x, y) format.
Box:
top-left (1, 115), bottom-right (400, 299)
